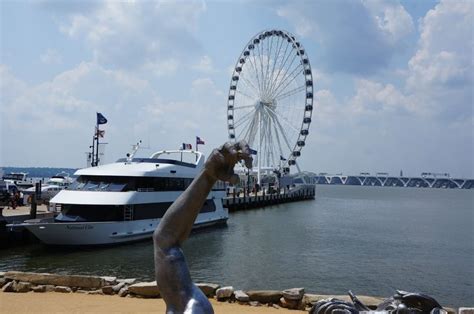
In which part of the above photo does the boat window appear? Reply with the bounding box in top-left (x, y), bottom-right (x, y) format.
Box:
top-left (199, 200), bottom-right (216, 213)
top-left (2, 173), bottom-right (26, 181)
top-left (133, 202), bottom-right (172, 220)
top-left (69, 176), bottom-right (194, 192)
top-left (56, 204), bottom-right (123, 222)
top-left (55, 199), bottom-right (216, 222)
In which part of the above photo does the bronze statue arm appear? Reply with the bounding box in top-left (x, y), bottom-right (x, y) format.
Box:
top-left (153, 141), bottom-right (252, 313)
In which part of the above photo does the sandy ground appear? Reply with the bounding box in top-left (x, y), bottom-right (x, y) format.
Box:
top-left (0, 292), bottom-right (300, 313)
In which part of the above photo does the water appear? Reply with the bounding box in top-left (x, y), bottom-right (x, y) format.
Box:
top-left (1, 185), bottom-right (472, 307)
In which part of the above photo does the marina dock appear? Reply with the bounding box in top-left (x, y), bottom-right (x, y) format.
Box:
top-left (223, 184), bottom-right (315, 211)
top-left (0, 205), bottom-right (52, 246)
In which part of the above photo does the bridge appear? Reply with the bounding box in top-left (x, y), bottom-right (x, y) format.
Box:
top-left (313, 172), bottom-right (473, 189)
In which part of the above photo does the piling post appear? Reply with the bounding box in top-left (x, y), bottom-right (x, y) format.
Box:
top-left (30, 182), bottom-right (40, 219)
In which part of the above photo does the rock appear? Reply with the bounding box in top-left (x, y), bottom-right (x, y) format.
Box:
top-left (76, 290), bottom-right (88, 294)
top-left (100, 276), bottom-right (117, 285)
top-left (13, 281), bottom-right (31, 293)
top-left (0, 271), bottom-right (5, 278)
top-left (249, 301), bottom-right (261, 307)
top-left (44, 285), bottom-right (56, 292)
top-left (2, 281), bottom-right (14, 292)
top-left (118, 287), bottom-right (129, 297)
top-left (246, 290), bottom-right (283, 304)
top-left (459, 309), bottom-right (474, 314)
top-left (280, 296), bottom-right (304, 310)
top-left (234, 290), bottom-right (250, 302)
top-left (54, 286), bottom-right (72, 293)
top-left (32, 285), bottom-right (46, 293)
top-left (117, 278), bottom-right (136, 285)
top-left (303, 294), bottom-right (383, 308)
top-left (128, 281), bottom-right (160, 298)
top-left (112, 282), bottom-right (126, 293)
top-left (0, 278), bottom-right (6, 288)
top-left (196, 283), bottom-right (220, 297)
top-left (101, 286), bottom-right (114, 295)
top-left (216, 286), bottom-right (234, 301)
top-left (87, 290), bottom-right (104, 295)
top-left (4, 271), bottom-right (105, 289)
top-left (282, 287), bottom-right (305, 301)
top-left (272, 304), bottom-right (281, 309)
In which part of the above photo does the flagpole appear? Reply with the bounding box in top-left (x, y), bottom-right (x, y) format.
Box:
top-left (95, 119), bottom-right (99, 166)
top-left (195, 138), bottom-right (198, 162)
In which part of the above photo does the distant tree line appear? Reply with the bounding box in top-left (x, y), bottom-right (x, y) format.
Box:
top-left (1, 167), bottom-right (78, 179)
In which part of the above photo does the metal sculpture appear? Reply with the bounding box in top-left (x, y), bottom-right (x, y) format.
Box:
top-left (310, 290), bottom-right (446, 314)
top-left (153, 141), bottom-right (252, 314)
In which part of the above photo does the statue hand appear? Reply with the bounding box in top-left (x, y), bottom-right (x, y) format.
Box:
top-left (204, 140), bottom-right (253, 185)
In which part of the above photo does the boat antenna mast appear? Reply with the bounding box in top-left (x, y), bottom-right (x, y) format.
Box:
top-left (126, 140), bottom-right (142, 163)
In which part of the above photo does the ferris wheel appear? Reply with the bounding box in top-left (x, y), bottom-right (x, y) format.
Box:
top-left (227, 29), bottom-right (314, 179)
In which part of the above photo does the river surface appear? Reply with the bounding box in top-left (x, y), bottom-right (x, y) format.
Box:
top-left (1, 185), bottom-right (472, 307)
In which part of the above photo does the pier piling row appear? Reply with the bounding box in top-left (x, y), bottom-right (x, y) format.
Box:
top-left (223, 184), bottom-right (315, 211)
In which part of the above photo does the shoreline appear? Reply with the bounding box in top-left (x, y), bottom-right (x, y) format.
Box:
top-left (0, 271), bottom-right (460, 313)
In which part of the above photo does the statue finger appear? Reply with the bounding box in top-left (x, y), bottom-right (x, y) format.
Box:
top-left (234, 140), bottom-right (253, 169)
top-left (228, 174), bottom-right (240, 185)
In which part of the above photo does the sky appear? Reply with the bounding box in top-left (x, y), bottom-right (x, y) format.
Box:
top-left (0, 0), bottom-right (473, 178)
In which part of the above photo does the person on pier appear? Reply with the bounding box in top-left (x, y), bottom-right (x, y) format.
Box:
top-left (153, 141), bottom-right (252, 314)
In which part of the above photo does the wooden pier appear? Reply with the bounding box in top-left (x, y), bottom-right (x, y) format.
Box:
top-left (0, 205), bottom-right (53, 247)
top-left (223, 184), bottom-right (315, 212)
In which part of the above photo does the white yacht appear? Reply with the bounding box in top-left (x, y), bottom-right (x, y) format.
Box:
top-left (23, 172), bottom-right (74, 204)
top-left (2, 172), bottom-right (34, 190)
top-left (18, 149), bottom-right (228, 246)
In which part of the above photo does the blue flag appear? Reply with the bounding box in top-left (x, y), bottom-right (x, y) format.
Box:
top-left (249, 148), bottom-right (257, 155)
top-left (97, 112), bottom-right (107, 125)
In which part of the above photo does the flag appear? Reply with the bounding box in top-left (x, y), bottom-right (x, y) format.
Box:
top-left (249, 148), bottom-right (257, 155)
top-left (182, 143), bottom-right (192, 150)
top-left (280, 155), bottom-right (287, 161)
top-left (196, 136), bottom-right (205, 145)
top-left (97, 112), bottom-right (107, 125)
top-left (96, 129), bottom-right (105, 138)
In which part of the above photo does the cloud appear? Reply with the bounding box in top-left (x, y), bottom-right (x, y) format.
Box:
top-left (57, 1), bottom-right (206, 70)
top-left (191, 77), bottom-right (223, 97)
top-left (0, 65), bottom-right (28, 106)
top-left (1, 62), bottom-right (150, 132)
top-left (141, 58), bottom-right (179, 77)
top-left (406, 0), bottom-right (473, 120)
top-left (362, 0), bottom-right (414, 43)
top-left (40, 49), bottom-right (63, 65)
top-left (349, 79), bottom-right (411, 115)
top-left (192, 55), bottom-right (215, 73)
top-left (277, 0), bottom-right (414, 75)
top-left (1, 60), bottom-right (229, 166)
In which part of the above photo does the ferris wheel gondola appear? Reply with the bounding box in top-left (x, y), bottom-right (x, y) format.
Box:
top-left (227, 29), bottom-right (314, 180)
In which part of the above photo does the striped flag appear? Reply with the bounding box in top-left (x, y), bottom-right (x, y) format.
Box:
top-left (196, 136), bottom-right (205, 145)
top-left (182, 143), bottom-right (192, 150)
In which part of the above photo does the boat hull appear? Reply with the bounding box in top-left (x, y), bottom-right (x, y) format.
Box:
top-left (23, 211), bottom-right (228, 246)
